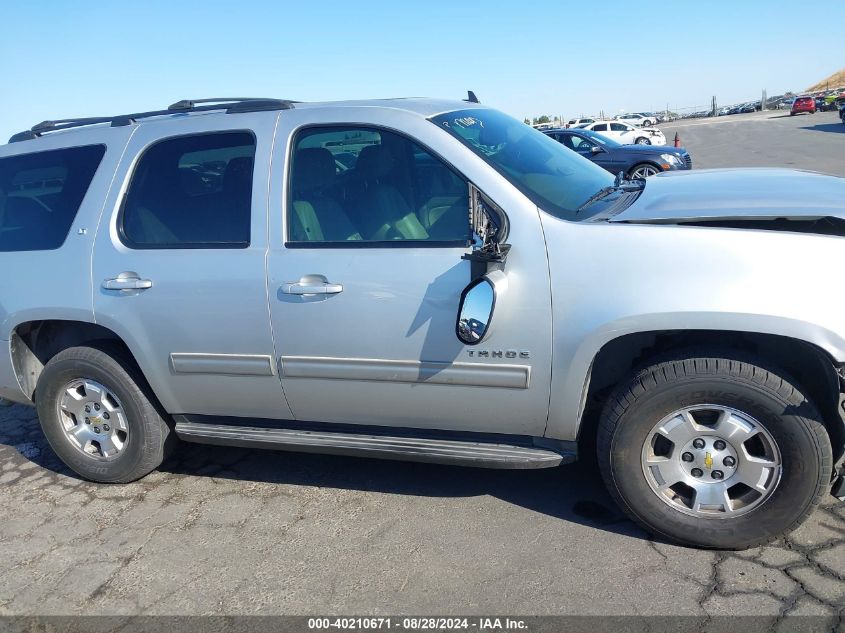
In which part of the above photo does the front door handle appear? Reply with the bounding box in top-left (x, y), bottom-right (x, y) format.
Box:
top-left (282, 275), bottom-right (343, 296)
top-left (102, 272), bottom-right (153, 291)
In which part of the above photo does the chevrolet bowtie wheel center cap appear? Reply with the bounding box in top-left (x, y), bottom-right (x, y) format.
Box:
top-left (679, 435), bottom-right (739, 481)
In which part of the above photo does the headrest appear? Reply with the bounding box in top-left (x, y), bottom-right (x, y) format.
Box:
top-left (292, 148), bottom-right (336, 192)
top-left (222, 156), bottom-right (254, 194)
top-left (355, 145), bottom-right (395, 181)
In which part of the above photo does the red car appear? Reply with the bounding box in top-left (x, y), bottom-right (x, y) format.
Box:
top-left (791, 96), bottom-right (816, 116)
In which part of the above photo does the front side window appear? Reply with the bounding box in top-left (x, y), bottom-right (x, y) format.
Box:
top-left (121, 132), bottom-right (255, 248)
top-left (610, 123), bottom-right (629, 132)
top-left (287, 126), bottom-right (469, 245)
top-left (431, 109), bottom-right (613, 221)
top-left (568, 135), bottom-right (595, 152)
top-left (0, 145), bottom-right (105, 252)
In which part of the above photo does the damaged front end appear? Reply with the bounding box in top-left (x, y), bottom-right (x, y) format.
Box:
top-left (833, 366), bottom-right (845, 500)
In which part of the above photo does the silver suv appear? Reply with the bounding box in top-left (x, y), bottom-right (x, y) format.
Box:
top-left (1, 97), bottom-right (843, 549)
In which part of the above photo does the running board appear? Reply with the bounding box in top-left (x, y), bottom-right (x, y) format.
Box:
top-left (174, 421), bottom-right (572, 469)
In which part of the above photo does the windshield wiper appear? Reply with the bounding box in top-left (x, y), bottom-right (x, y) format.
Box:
top-left (576, 185), bottom-right (619, 213)
top-left (576, 171), bottom-right (640, 213)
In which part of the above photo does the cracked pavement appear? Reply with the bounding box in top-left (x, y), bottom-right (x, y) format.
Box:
top-left (0, 401), bottom-right (842, 620)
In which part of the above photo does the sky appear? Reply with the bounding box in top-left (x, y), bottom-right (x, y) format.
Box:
top-left (0, 0), bottom-right (842, 141)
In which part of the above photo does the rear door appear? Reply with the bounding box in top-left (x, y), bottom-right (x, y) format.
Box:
top-left (92, 114), bottom-right (293, 420)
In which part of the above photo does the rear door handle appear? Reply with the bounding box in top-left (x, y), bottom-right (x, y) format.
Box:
top-left (281, 277), bottom-right (343, 296)
top-left (102, 272), bottom-right (153, 291)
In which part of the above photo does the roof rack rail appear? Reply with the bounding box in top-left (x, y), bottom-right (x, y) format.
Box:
top-left (8, 97), bottom-right (296, 143)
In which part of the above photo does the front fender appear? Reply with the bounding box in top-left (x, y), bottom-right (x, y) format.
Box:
top-left (540, 216), bottom-right (845, 441)
top-left (548, 312), bottom-right (845, 441)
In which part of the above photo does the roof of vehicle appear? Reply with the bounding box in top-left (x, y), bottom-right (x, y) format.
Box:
top-left (6, 96), bottom-right (484, 144)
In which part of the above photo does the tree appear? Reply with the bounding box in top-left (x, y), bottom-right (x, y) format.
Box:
top-left (533, 115), bottom-right (551, 124)
top-left (523, 118), bottom-right (531, 125)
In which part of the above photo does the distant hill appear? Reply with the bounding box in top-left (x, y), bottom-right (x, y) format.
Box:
top-left (807, 68), bottom-right (845, 92)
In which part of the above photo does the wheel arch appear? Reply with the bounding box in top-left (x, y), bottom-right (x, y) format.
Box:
top-left (627, 161), bottom-right (662, 177)
top-left (10, 319), bottom-right (152, 403)
top-left (574, 329), bottom-right (845, 464)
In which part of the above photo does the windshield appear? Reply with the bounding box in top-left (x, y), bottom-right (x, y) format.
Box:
top-left (431, 108), bottom-right (614, 221)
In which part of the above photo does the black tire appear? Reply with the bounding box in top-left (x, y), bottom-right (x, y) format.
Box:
top-left (597, 353), bottom-right (832, 549)
top-left (634, 137), bottom-right (650, 145)
top-left (35, 346), bottom-right (175, 483)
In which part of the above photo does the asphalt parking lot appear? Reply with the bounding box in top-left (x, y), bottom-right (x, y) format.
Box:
top-left (1, 112), bottom-right (844, 623)
top-left (660, 109), bottom-right (845, 176)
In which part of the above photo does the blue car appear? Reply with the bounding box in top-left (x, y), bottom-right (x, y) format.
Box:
top-left (544, 128), bottom-right (691, 179)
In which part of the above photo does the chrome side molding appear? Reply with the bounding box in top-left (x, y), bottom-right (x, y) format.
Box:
top-left (280, 356), bottom-right (530, 389)
top-left (170, 353), bottom-right (276, 376)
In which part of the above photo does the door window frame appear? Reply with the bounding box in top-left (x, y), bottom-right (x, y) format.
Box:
top-left (116, 129), bottom-right (257, 251)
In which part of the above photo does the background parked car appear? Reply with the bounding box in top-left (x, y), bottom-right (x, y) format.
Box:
top-left (544, 128), bottom-right (691, 178)
top-left (791, 96), bottom-right (816, 116)
top-left (566, 117), bottom-right (595, 128)
top-left (614, 113), bottom-right (658, 126)
top-left (578, 120), bottom-right (667, 145)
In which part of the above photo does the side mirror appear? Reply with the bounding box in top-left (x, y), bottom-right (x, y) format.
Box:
top-left (590, 145), bottom-right (604, 154)
top-left (456, 271), bottom-right (506, 345)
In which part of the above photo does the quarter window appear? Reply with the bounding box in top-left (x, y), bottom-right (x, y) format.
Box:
top-left (121, 132), bottom-right (255, 248)
top-left (0, 145), bottom-right (105, 252)
top-left (287, 127), bottom-right (469, 245)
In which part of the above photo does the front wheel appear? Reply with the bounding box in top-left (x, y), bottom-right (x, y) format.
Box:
top-left (597, 354), bottom-right (832, 549)
top-left (635, 137), bottom-right (651, 145)
top-left (629, 163), bottom-right (661, 179)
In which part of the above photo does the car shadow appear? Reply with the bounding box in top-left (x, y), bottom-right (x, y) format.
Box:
top-left (1, 404), bottom-right (648, 543)
top-left (800, 123), bottom-right (845, 134)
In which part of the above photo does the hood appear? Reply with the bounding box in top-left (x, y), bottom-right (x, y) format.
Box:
top-left (617, 143), bottom-right (686, 155)
top-left (609, 168), bottom-right (845, 226)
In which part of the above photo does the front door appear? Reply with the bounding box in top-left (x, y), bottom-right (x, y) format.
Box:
top-left (266, 119), bottom-right (553, 435)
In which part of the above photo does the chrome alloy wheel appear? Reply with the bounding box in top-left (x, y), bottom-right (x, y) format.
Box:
top-left (641, 405), bottom-right (782, 518)
top-left (58, 379), bottom-right (129, 460)
top-left (630, 164), bottom-right (659, 178)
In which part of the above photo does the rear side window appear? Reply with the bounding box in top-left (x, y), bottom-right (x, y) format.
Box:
top-left (121, 132), bottom-right (255, 249)
top-left (0, 145), bottom-right (105, 252)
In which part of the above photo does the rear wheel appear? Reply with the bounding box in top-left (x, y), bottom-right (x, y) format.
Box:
top-left (597, 353), bottom-right (832, 549)
top-left (35, 346), bottom-right (175, 483)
